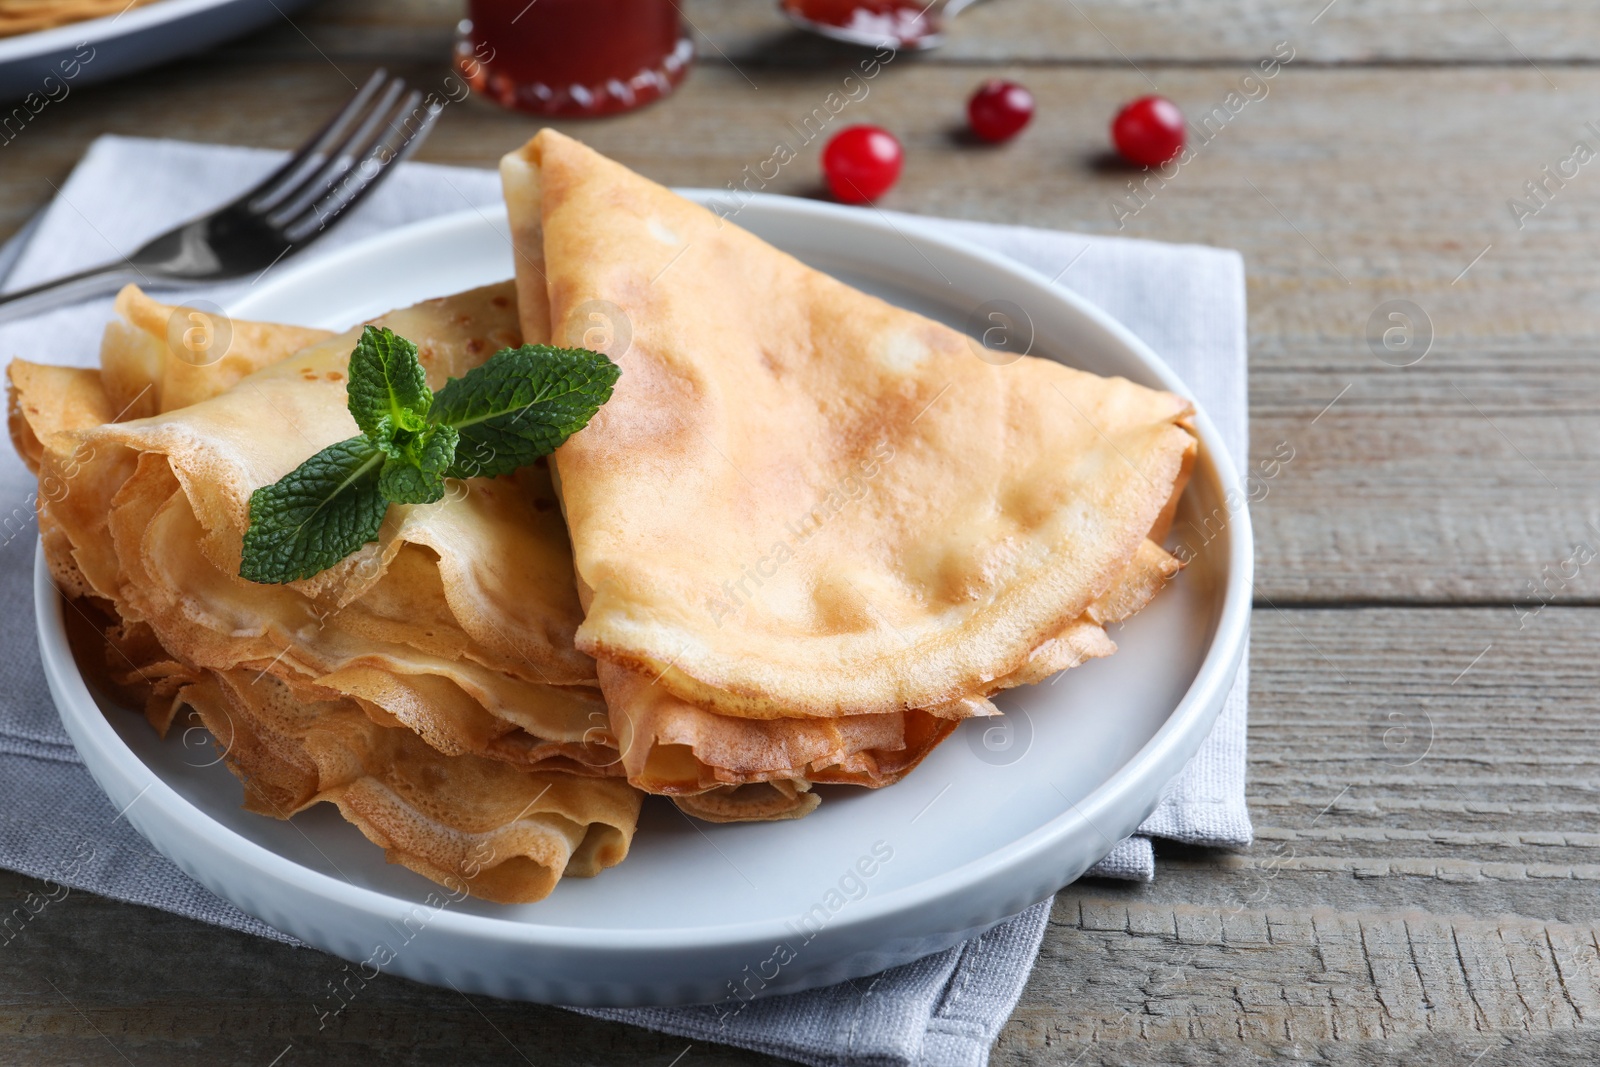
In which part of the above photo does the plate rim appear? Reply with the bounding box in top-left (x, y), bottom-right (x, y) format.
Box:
top-left (40, 193), bottom-right (1252, 954)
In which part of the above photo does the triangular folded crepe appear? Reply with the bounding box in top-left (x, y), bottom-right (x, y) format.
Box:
top-left (502, 131), bottom-right (1195, 818)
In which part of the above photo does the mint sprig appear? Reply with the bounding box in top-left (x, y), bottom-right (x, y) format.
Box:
top-left (239, 331), bottom-right (619, 585)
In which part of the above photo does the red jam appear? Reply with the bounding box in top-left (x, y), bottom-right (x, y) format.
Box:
top-left (455, 0), bottom-right (694, 117)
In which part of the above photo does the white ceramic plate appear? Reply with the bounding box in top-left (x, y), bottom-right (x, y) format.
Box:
top-left (0, 0), bottom-right (314, 103)
top-left (35, 195), bottom-right (1251, 1006)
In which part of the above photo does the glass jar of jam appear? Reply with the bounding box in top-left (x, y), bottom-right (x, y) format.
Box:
top-left (455, 0), bottom-right (694, 118)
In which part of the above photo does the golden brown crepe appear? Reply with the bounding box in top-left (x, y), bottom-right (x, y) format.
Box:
top-left (183, 669), bottom-right (637, 904)
top-left (601, 533), bottom-right (1178, 820)
top-left (102, 446), bottom-right (612, 772)
top-left (504, 140), bottom-right (956, 818)
top-left (523, 130), bottom-right (1195, 718)
top-left (101, 285), bottom-right (334, 421)
top-left (7, 287), bottom-right (642, 902)
top-left (501, 130), bottom-right (1196, 819)
top-left (21, 284), bottom-right (619, 776)
top-left (7, 361), bottom-right (111, 470)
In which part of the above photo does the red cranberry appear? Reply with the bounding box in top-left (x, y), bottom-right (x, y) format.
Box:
top-left (1111, 95), bottom-right (1186, 167)
top-left (968, 80), bottom-right (1034, 143)
top-left (822, 125), bottom-right (904, 204)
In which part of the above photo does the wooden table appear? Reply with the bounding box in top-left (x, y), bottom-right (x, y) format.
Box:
top-left (5, 1), bottom-right (1600, 1063)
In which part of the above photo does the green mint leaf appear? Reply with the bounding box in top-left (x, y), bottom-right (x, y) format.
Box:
top-left (239, 337), bottom-right (618, 584)
top-left (377, 423), bottom-right (459, 505)
top-left (239, 436), bottom-right (387, 584)
top-left (432, 345), bottom-right (619, 480)
top-left (346, 325), bottom-right (431, 456)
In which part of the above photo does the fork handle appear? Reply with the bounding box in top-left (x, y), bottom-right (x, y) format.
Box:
top-left (0, 261), bottom-right (147, 324)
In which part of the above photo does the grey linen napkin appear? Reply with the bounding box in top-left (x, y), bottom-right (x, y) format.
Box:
top-left (0, 136), bottom-right (1251, 1067)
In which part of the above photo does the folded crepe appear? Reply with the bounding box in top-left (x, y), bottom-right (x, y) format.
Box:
top-left (101, 285), bottom-right (334, 421)
top-left (184, 669), bottom-right (637, 904)
top-left (603, 533), bottom-right (1177, 821)
top-left (9, 288), bottom-right (640, 902)
top-left (20, 283), bottom-right (619, 771)
top-left (502, 130), bottom-right (1195, 820)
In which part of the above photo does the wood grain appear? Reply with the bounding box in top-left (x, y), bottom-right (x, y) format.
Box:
top-left (1010, 605), bottom-right (1600, 1064)
top-left (224, 0), bottom-right (1600, 65)
top-left (3, 1), bottom-right (1600, 1063)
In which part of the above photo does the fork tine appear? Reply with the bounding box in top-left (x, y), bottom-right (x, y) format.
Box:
top-left (284, 92), bottom-right (442, 243)
top-left (245, 69), bottom-right (389, 213)
top-left (264, 76), bottom-right (409, 229)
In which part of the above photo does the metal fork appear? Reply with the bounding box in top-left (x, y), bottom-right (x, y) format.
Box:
top-left (0, 69), bottom-right (441, 323)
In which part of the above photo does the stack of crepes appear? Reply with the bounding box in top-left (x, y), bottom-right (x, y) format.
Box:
top-left (8, 129), bottom-right (1199, 901)
top-left (499, 130), bottom-right (1199, 821)
top-left (8, 282), bottom-right (640, 903)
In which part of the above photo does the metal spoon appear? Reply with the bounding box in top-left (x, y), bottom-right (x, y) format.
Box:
top-left (778, 0), bottom-right (984, 51)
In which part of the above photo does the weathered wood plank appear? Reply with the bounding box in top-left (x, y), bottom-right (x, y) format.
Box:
top-left (0, 868), bottom-right (782, 1066)
top-left (220, 0), bottom-right (1600, 66)
top-left (996, 604), bottom-right (1600, 1063)
top-left (1000, 898), bottom-right (1600, 1062)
